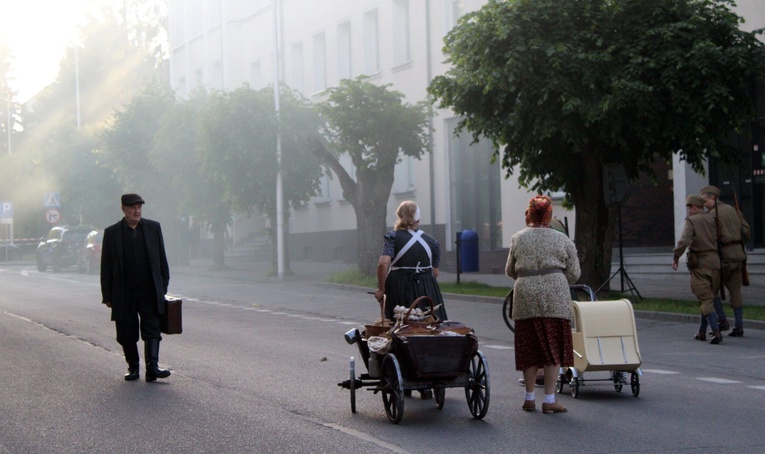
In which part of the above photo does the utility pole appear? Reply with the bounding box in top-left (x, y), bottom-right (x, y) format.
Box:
top-left (272, 0), bottom-right (285, 280)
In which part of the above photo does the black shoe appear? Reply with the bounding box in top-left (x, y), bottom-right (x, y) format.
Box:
top-left (694, 332), bottom-right (706, 341)
top-left (709, 331), bottom-right (723, 345)
top-left (144, 339), bottom-right (171, 382)
top-left (145, 367), bottom-right (171, 382)
top-left (729, 328), bottom-right (744, 337)
top-left (124, 365), bottom-right (140, 381)
top-left (718, 319), bottom-right (730, 331)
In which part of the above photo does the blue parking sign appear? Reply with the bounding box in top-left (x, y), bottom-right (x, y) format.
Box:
top-left (1, 201), bottom-right (12, 217)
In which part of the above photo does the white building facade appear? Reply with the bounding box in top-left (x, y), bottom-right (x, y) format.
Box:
top-left (168, 0), bottom-right (763, 269)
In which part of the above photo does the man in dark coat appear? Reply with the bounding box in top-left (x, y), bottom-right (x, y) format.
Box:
top-left (101, 193), bottom-right (171, 381)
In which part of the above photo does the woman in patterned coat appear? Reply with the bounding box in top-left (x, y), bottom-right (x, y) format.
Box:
top-left (506, 195), bottom-right (580, 414)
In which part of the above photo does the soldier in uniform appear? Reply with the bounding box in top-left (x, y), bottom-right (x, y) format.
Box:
top-left (672, 195), bottom-right (722, 344)
top-left (700, 185), bottom-right (751, 337)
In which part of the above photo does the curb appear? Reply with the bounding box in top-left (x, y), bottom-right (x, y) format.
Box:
top-left (319, 282), bottom-right (765, 331)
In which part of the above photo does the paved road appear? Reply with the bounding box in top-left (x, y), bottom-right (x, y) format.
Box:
top-left (2, 260), bottom-right (764, 453)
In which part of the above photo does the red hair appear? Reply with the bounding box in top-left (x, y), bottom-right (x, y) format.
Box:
top-left (525, 195), bottom-right (553, 227)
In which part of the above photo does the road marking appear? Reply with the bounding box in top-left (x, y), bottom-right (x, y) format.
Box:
top-left (749, 386), bottom-right (765, 391)
top-left (642, 369), bottom-right (680, 375)
top-left (696, 377), bottom-right (741, 384)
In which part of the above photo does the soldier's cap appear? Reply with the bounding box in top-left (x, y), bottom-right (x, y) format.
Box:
top-left (686, 194), bottom-right (705, 208)
top-left (121, 193), bottom-right (145, 206)
top-left (700, 185), bottom-right (720, 196)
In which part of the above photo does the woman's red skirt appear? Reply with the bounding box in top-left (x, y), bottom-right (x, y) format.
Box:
top-left (514, 317), bottom-right (574, 371)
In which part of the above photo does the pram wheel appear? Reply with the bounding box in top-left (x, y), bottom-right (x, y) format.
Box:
top-left (570, 376), bottom-right (580, 398)
top-left (630, 372), bottom-right (640, 397)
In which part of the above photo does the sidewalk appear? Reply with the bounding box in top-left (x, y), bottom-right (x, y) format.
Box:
top-left (176, 249), bottom-right (764, 303)
top-left (174, 250), bottom-right (764, 330)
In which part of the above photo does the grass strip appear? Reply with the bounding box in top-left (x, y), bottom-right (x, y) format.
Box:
top-left (328, 269), bottom-right (765, 321)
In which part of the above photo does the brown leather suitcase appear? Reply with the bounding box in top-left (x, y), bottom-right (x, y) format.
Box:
top-left (161, 297), bottom-right (182, 334)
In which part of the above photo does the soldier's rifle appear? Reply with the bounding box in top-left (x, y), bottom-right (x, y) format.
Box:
top-left (731, 184), bottom-right (750, 286)
top-left (713, 197), bottom-right (726, 300)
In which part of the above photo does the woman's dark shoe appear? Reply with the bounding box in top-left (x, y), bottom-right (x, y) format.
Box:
top-left (709, 331), bottom-right (723, 344)
top-left (694, 331), bottom-right (706, 341)
top-left (729, 328), bottom-right (744, 337)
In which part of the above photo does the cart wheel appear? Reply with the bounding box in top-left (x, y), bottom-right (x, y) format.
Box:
top-left (630, 372), bottom-right (640, 397)
top-left (570, 377), bottom-right (580, 398)
top-left (556, 373), bottom-right (565, 394)
top-left (464, 350), bottom-right (490, 420)
top-left (381, 354), bottom-right (404, 424)
top-left (612, 371), bottom-right (625, 393)
top-left (502, 289), bottom-right (515, 332)
top-left (434, 387), bottom-right (445, 410)
top-left (350, 357), bottom-right (357, 413)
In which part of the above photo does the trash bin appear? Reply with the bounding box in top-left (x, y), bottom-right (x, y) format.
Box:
top-left (459, 229), bottom-right (479, 272)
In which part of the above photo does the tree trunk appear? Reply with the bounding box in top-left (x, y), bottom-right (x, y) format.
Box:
top-left (572, 149), bottom-right (617, 290)
top-left (212, 229), bottom-right (226, 267)
top-left (351, 164), bottom-right (394, 276)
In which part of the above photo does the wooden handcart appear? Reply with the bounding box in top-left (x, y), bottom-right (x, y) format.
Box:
top-left (338, 296), bottom-right (490, 424)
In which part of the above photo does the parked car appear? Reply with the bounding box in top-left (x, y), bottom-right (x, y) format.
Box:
top-left (36, 225), bottom-right (95, 272)
top-left (77, 229), bottom-right (103, 274)
top-left (0, 240), bottom-right (22, 261)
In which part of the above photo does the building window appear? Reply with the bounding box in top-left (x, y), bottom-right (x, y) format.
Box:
top-left (194, 68), bottom-right (203, 87)
top-left (313, 32), bottom-right (326, 92)
top-left (393, 154), bottom-right (415, 194)
top-left (363, 9), bottom-right (380, 75)
top-left (447, 118), bottom-right (502, 251)
top-left (211, 60), bottom-right (223, 90)
top-left (392, 0), bottom-right (411, 67)
top-left (337, 21), bottom-right (352, 81)
top-left (290, 42), bottom-right (304, 93)
top-left (444, 0), bottom-right (465, 32)
top-left (312, 174), bottom-right (331, 204)
top-left (208, 0), bottom-right (221, 27)
top-left (191, 2), bottom-right (203, 36)
top-left (250, 61), bottom-right (262, 90)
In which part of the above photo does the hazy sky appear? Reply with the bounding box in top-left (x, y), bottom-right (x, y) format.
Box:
top-left (0, 0), bottom-right (100, 102)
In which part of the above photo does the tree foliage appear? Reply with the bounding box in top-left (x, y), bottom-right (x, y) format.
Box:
top-left (313, 77), bottom-right (431, 276)
top-left (429, 0), bottom-right (765, 286)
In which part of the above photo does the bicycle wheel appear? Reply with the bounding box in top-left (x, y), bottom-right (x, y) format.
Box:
top-left (502, 289), bottom-right (515, 332)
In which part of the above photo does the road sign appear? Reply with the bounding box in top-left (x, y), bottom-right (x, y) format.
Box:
top-left (45, 208), bottom-right (61, 224)
top-left (44, 192), bottom-right (61, 208)
top-left (0, 201), bottom-right (11, 224)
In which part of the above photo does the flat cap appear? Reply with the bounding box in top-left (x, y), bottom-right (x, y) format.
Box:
top-left (686, 194), bottom-right (705, 208)
top-left (700, 185), bottom-right (720, 196)
top-left (121, 193), bottom-right (145, 206)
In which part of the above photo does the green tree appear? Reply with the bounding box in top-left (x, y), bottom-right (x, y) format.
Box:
top-left (429, 0), bottom-right (765, 287)
top-left (201, 85), bottom-right (323, 270)
top-left (0, 42), bottom-right (21, 156)
top-left (312, 77), bottom-right (431, 276)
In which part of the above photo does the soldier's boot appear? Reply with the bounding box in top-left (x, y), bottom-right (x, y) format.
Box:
top-left (729, 308), bottom-right (744, 337)
top-left (122, 343), bottom-right (140, 381)
top-left (712, 297), bottom-right (730, 332)
top-left (145, 338), bottom-right (171, 382)
top-left (706, 313), bottom-right (723, 345)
